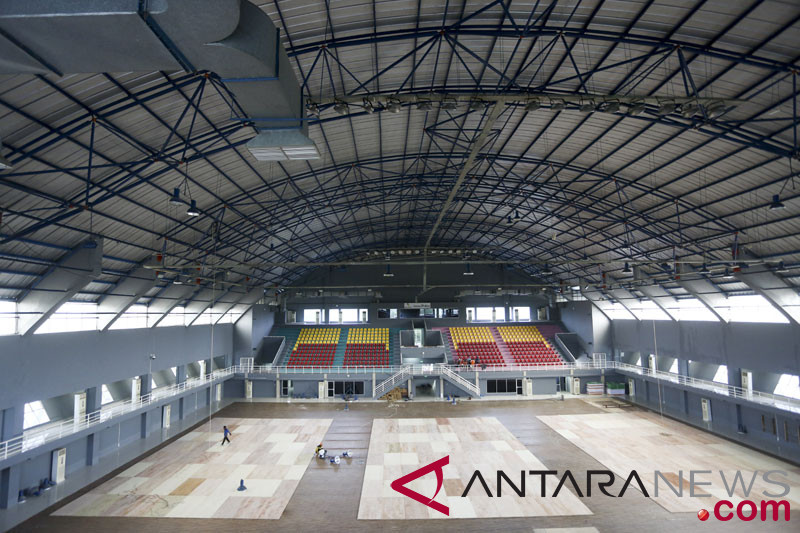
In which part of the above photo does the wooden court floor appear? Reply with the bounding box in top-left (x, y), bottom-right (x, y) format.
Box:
top-left (12, 399), bottom-right (798, 532)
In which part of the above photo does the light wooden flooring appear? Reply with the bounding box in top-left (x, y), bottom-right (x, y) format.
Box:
top-left (538, 410), bottom-right (800, 513)
top-left (358, 416), bottom-right (591, 519)
top-left (52, 417), bottom-right (331, 519)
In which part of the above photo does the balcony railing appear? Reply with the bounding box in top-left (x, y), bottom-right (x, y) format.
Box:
top-left (1, 369), bottom-right (233, 462)
top-left (4, 361), bottom-right (799, 462)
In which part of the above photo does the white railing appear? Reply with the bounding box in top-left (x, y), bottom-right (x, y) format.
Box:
top-left (373, 366), bottom-right (413, 398)
top-left (0, 368), bottom-right (233, 462)
top-left (613, 362), bottom-right (800, 414)
top-left (438, 365), bottom-right (480, 396)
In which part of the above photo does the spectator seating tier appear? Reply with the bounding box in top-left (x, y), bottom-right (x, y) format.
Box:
top-left (497, 325), bottom-right (563, 365)
top-left (344, 327), bottom-right (390, 366)
top-left (447, 327), bottom-right (504, 366)
top-left (286, 328), bottom-right (341, 367)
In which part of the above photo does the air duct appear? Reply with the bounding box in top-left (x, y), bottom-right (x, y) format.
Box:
top-left (0, 0), bottom-right (317, 158)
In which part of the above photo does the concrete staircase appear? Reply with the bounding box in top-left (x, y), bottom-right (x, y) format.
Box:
top-left (271, 328), bottom-right (300, 365)
top-left (389, 328), bottom-right (401, 365)
top-left (332, 328), bottom-right (348, 366)
top-left (489, 327), bottom-right (515, 365)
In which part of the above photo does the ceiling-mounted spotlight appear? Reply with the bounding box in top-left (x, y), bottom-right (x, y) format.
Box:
top-left (416, 96), bottom-right (433, 111)
top-left (469, 98), bottom-right (487, 111)
top-left (769, 194), bottom-right (785, 210)
top-left (705, 100), bottom-right (727, 119)
top-left (463, 263), bottom-right (474, 276)
top-left (622, 262), bottom-right (632, 274)
top-left (680, 103), bottom-right (699, 118)
top-left (441, 98), bottom-right (458, 110)
top-left (305, 100), bottom-right (320, 118)
top-left (383, 265), bottom-right (394, 278)
top-left (579, 100), bottom-right (595, 113)
top-left (657, 100), bottom-right (676, 115)
top-left (386, 98), bottom-right (402, 113)
top-left (169, 187), bottom-right (182, 206)
top-left (599, 100), bottom-right (620, 113)
top-left (333, 100), bottom-right (349, 115)
top-left (627, 100), bottom-right (646, 116)
top-left (525, 98), bottom-right (541, 112)
top-left (186, 199), bottom-right (200, 217)
top-left (550, 98), bottom-right (566, 112)
top-left (362, 97), bottom-right (375, 114)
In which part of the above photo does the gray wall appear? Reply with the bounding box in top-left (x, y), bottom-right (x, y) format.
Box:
top-left (0, 324), bottom-right (233, 410)
top-left (612, 320), bottom-right (800, 375)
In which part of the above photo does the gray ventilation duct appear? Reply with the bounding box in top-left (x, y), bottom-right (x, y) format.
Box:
top-left (0, 0), bottom-right (317, 160)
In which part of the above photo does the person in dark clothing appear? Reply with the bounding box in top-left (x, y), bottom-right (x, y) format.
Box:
top-left (221, 425), bottom-right (232, 445)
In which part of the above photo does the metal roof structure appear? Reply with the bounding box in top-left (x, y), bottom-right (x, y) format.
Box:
top-left (0, 0), bottom-right (799, 326)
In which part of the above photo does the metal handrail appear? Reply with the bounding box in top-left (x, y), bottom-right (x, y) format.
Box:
top-left (613, 362), bottom-right (800, 413)
top-left (374, 366), bottom-right (413, 398)
top-left (0, 368), bottom-right (233, 462)
top-left (4, 360), bottom-right (799, 461)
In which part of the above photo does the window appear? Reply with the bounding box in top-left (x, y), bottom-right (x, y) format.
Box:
top-left (627, 300), bottom-right (671, 321)
top-left (715, 295), bottom-right (788, 324)
top-left (303, 309), bottom-right (322, 324)
top-left (328, 381), bottom-right (365, 396)
top-left (101, 384), bottom-right (114, 405)
top-left (377, 308), bottom-right (398, 319)
top-left (157, 306), bottom-right (186, 327)
top-left (773, 374), bottom-right (800, 399)
top-left (712, 365), bottom-right (728, 384)
top-left (217, 308), bottom-right (244, 324)
top-left (109, 304), bottom-right (150, 330)
top-left (35, 302), bottom-right (99, 334)
top-left (662, 298), bottom-right (718, 322)
top-left (0, 300), bottom-right (17, 335)
top-left (23, 401), bottom-right (50, 430)
top-left (328, 308), bottom-right (341, 323)
top-left (473, 307), bottom-right (505, 322)
top-left (511, 306), bottom-right (531, 321)
top-left (436, 308), bottom-right (459, 318)
top-left (604, 302), bottom-right (635, 320)
top-left (340, 309), bottom-right (358, 323)
top-left (487, 379), bottom-right (522, 394)
top-left (193, 308), bottom-right (215, 326)
top-left (669, 359), bottom-right (678, 374)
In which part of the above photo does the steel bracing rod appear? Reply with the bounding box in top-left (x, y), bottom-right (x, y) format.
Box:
top-left (286, 24), bottom-right (799, 74)
top-left (476, 12), bottom-right (800, 272)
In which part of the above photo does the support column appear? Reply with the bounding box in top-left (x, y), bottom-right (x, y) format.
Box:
top-left (407, 378), bottom-right (412, 399)
top-left (85, 386), bottom-right (102, 466)
top-left (440, 377), bottom-right (444, 399)
top-left (371, 373), bottom-right (375, 397)
top-left (139, 373), bottom-right (152, 439)
top-left (276, 374), bottom-right (281, 399)
top-left (0, 405), bottom-right (24, 509)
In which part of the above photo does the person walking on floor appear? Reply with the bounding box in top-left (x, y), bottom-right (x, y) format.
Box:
top-left (221, 425), bottom-right (232, 446)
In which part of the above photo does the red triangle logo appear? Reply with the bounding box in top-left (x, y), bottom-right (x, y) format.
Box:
top-left (390, 455), bottom-right (450, 516)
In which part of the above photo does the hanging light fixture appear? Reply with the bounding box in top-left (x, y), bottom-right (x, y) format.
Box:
top-left (383, 265), bottom-right (394, 278)
top-left (416, 96), bottom-right (433, 111)
top-left (723, 268), bottom-right (734, 279)
top-left (705, 100), bottom-right (727, 119)
top-left (622, 262), bottom-right (632, 274)
top-left (657, 100), bottom-right (676, 115)
top-left (463, 263), bottom-right (474, 276)
top-left (776, 261), bottom-right (791, 274)
top-left (362, 97), bottom-right (375, 114)
top-left (680, 103), bottom-right (699, 118)
top-left (769, 194), bottom-right (785, 210)
top-left (579, 99), bottom-right (595, 113)
top-left (541, 264), bottom-right (554, 275)
top-left (441, 98), bottom-right (458, 110)
top-left (186, 199), bottom-right (200, 217)
top-left (627, 100), bottom-right (646, 116)
top-left (333, 100), bottom-right (349, 115)
top-left (305, 100), bottom-right (320, 118)
top-left (699, 263), bottom-right (711, 274)
top-left (550, 98), bottom-right (565, 112)
top-left (469, 98), bottom-right (487, 111)
top-left (386, 98), bottom-right (402, 113)
top-left (600, 100), bottom-right (620, 113)
top-left (169, 187), bottom-right (182, 205)
top-left (525, 98), bottom-right (541, 112)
